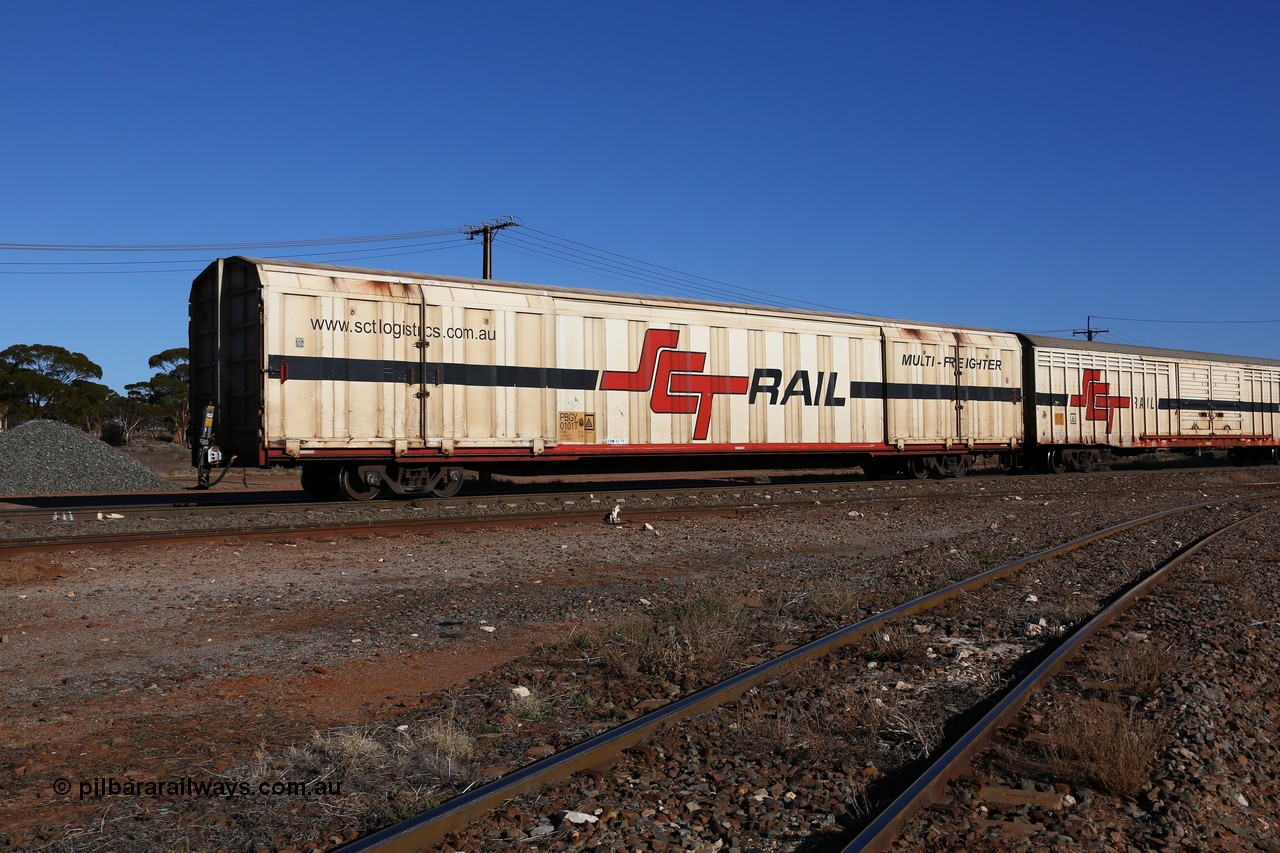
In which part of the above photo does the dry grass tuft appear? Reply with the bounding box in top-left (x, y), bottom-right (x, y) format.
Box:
top-left (578, 595), bottom-right (751, 682)
top-left (866, 624), bottom-right (932, 664)
top-left (790, 574), bottom-right (873, 625)
top-left (510, 688), bottom-right (552, 721)
top-left (1038, 594), bottom-right (1098, 630)
top-left (1048, 698), bottom-right (1163, 796)
top-left (1113, 645), bottom-right (1178, 696)
top-left (245, 718), bottom-right (477, 794)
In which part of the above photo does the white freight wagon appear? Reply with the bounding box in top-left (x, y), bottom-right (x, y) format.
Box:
top-left (1021, 334), bottom-right (1280, 471)
top-left (190, 258), bottom-right (1024, 498)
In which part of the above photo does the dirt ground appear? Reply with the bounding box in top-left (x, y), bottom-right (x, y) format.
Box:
top-left (1, 461), bottom-right (1275, 850)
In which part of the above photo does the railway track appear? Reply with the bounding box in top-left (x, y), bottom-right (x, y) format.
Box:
top-left (7, 469), bottom-right (1280, 852)
top-left (335, 490), bottom-right (1280, 851)
top-left (5, 468), bottom-right (1276, 553)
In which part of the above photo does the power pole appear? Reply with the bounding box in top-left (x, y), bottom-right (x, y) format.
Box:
top-left (1072, 315), bottom-right (1109, 341)
top-left (464, 217), bottom-right (520, 279)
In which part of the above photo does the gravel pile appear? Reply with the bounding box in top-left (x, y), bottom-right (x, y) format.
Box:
top-left (0, 420), bottom-right (179, 495)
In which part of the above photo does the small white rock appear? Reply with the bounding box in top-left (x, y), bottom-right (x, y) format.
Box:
top-left (480, 625), bottom-right (497, 633)
top-left (1025, 594), bottom-right (1039, 603)
top-left (512, 686), bottom-right (532, 699)
top-left (561, 810), bottom-right (599, 825)
top-left (396, 724), bottom-right (409, 732)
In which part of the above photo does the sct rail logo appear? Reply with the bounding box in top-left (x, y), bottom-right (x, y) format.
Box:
top-left (599, 329), bottom-right (749, 441)
top-left (1069, 369), bottom-right (1130, 431)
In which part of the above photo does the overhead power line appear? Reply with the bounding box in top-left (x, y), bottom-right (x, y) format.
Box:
top-left (464, 217), bottom-right (521, 279)
top-left (0, 227), bottom-right (464, 253)
top-left (510, 227), bottom-right (855, 315)
top-left (0, 238), bottom-right (474, 275)
top-left (1091, 314), bottom-right (1280, 325)
top-left (0, 238), bottom-right (472, 267)
top-left (0, 222), bottom-right (859, 317)
top-left (1072, 315), bottom-right (1109, 341)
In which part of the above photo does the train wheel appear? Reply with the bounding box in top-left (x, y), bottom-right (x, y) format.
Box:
top-left (1046, 450), bottom-right (1067, 475)
top-left (935, 456), bottom-right (970, 478)
top-left (905, 458), bottom-right (932, 480)
top-left (994, 453), bottom-right (1019, 474)
top-left (300, 463), bottom-right (340, 501)
top-left (1078, 451), bottom-right (1098, 474)
top-left (338, 465), bottom-right (381, 501)
top-left (431, 467), bottom-right (464, 498)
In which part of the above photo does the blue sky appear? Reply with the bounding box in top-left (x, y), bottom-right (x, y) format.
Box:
top-left (2, 2), bottom-right (1277, 391)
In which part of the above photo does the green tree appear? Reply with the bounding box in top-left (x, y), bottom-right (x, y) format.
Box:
top-left (129, 347), bottom-right (190, 444)
top-left (57, 380), bottom-right (117, 437)
top-left (113, 389), bottom-right (161, 445)
top-left (0, 344), bottom-right (104, 424)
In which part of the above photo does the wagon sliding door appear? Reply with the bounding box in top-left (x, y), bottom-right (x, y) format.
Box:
top-left (884, 328), bottom-right (1019, 448)
top-left (267, 285), bottom-right (429, 450)
top-left (884, 329), bottom-right (957, 446)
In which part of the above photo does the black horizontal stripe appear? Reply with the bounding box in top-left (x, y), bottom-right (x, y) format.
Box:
top-left (1157, 398), bottom-right (1280, 414)
top-left (267, 355), bottom-right (1021, 404)
top-left (268, 355), bottom-right (599, 390)
top-left (878, 383), bottom-right (1021, 403)
top-left (1034, 392), bottom-right (1279, 414)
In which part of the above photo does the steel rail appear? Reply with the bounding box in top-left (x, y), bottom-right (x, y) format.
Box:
top-left (338, 489), bottom-right (1280, 853)
top-left (842, 505), bottom-right (1280, 852)
top-left (6, 470), bottom-right (1274, 530)
top-left (7, 467), bottom-right (1271, 526)
top-left (6, 472), bottom-right (1272, 537)
top-left (0, 503), bottom-right (760, 555)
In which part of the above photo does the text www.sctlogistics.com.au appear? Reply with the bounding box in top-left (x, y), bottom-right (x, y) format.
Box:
top-left (56, 776), bottom-right (342, 800)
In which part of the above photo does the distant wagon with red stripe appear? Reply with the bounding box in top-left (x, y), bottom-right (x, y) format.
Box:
top-left (188, 258), bottom-right (1280, 499)
top-left (1019, 334), bottom-right (1280, 472)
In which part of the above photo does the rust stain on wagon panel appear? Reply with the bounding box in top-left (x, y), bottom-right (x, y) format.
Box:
top-left (358, 279), bottom-right (395, 297)
top-left (325, 278), bottom-right (420, 299)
